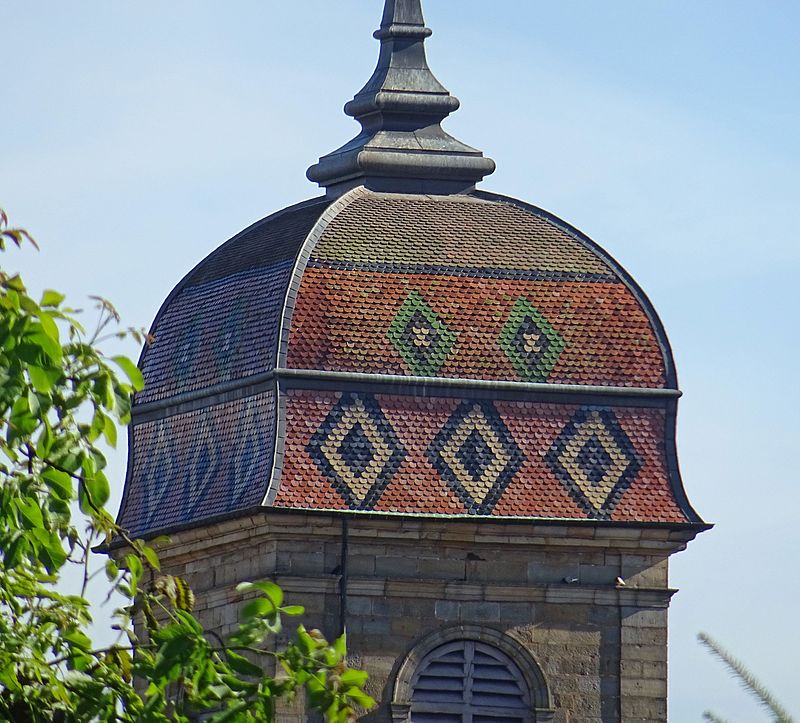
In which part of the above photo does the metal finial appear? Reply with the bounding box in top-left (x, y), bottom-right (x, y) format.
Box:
top-left (307, 0), bottom-right (495, 196)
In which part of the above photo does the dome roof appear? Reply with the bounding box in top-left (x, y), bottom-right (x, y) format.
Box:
top-left (118, 0), bottom-right (702, 538)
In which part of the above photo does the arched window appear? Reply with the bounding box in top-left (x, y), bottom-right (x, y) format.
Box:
top-left (410, 640), bottom-right (533, 722)
top-left (392, 627), bottom-right (554, 723)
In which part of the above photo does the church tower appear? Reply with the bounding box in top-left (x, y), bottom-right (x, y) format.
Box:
top-left (118, 1), bottom-right (708, 720)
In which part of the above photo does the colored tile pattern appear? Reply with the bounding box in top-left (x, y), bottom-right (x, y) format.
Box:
top-left (428, 401), bottom-right (524, 514)
top-left (139, 262), bottom-right (292, 403)
top-left (288, 271), bottom-right (665, 387)
top-left (387, 290), bottom-right (458, 376)
top-left (307, 394), bottom-right (407, 510)
top-left (138, 200), bottom-right (328, 404)
top-left (275, 390), bottom-right (688, 523)
top-left (544, 408), bottom-right (641, 519)
top-left (125, 191), bottom-right (684, 533)
top-left (312, 193), bottom-right (611, 274)
top-left (499, 297), bottom-right (566, 382)
top-left (118, 392), bottom-right (275, 537)
top-left (285, 192), bottom-right (667, 387)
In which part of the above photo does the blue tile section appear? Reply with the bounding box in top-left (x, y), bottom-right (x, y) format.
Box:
top-left (138, 262), bottom-right (293, 403)
top-left (118, 391), bottom-right (275, 537)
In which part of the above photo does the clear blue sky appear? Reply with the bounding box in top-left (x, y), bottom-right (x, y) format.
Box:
top-left (3, 1), bottom-right (799, 719)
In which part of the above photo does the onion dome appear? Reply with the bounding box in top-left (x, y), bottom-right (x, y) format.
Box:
top-left (117, 0), bottom-right (703, 538)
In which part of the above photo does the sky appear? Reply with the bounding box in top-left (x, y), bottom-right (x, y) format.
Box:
top-left (3, 1), bottom-right (799, 719)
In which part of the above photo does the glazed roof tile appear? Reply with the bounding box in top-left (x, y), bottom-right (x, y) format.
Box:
top-left (118, 391), bottom-right (276, 537)
top-left (273, 390), bottom-right (687, 523)
top-left (118, 188), bottom-right (699, 538)
top-left (137, 199), bottom-right (329, 403)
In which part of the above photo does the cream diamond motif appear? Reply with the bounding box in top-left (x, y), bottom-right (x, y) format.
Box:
top-left (545, 408), bottom-right (641, 519)
top-left (428, 401), bottom-right (524, 514)
top-left (308, 395), bottom-right (406, 510)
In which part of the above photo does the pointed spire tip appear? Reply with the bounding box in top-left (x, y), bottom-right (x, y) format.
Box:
top-left (307, 0), bottom-right (495, 196)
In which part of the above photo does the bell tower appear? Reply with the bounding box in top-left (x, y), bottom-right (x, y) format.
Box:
top-left (118, 2), bottom-right (708, 720)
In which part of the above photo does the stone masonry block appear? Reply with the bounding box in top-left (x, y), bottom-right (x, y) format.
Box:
top-left (621, 677), bottom-right (667, 698)
top-left (621, 608), bottom-right (668, 629)
top-left (374, 556), bottom-right (418, 577)
top-left (460, 601), bottom-right (500, 621)
top-left (434, 600), bottom-right (459, 621)
top-left (622, 644), bottom-right (666, 663)
top-left (621, 627), bottom-right (667, 646)
top-left (418, 557), bottom-right (465, 580)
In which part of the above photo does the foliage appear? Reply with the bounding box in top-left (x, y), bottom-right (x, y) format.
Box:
top-left (699, 632), bottom-right (793, 723)
top-left (0, 209), bottom-right (374, 721)
top-left (703, 712), bottom-right (731, 723)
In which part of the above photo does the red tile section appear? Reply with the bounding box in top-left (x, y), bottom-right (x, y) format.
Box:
top-left (287, 271), bottom-right (665, 388)
top-left (274, 390), bottom-right (687, 523)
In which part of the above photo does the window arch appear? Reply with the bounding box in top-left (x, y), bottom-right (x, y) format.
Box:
top-left (411, 639), bottom-right (532, 722)
top-left (391, 626), bottom-right (554, 723)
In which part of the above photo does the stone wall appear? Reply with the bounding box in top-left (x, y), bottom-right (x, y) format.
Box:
top-left (146, 511), bottom-right (698, 722)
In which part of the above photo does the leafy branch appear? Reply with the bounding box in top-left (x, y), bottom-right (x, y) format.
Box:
top-left (699, 632), bottom-right (793, 723)
top-left (0, 208), bottom-right (375, 722)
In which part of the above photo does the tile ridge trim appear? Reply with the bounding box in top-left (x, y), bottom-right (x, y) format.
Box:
top-left (265, 186), bottom-right (374, 507)
top-left (130, 366), bottom-right (681, 420)
top-left (275, 368), bottom-right (682, 398)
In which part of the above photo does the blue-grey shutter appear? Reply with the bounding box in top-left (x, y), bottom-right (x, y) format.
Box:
top-left (410, 640), bottom-right (533, 722)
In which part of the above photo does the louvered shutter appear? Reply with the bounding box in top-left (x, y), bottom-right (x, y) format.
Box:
top-left (410, 640), bottom-right (533, 722)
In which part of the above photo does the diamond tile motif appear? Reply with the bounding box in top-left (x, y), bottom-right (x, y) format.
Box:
top-left (545, 408), bottom-right (642, 519)
top-left (387, 290), bottom-right (457, 376)
top-left (308, 394), bottom-right (406, 510)
top-left (499, 296), bottom-right (566, 382)
top-left (120, 392), bottom-right (276, 537)
top-left (184, 430), bottom-right (220, 519)
top-left (428, 401), bottom-right (524, 515)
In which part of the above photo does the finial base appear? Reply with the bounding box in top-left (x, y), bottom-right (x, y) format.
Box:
top-left (307, 0), bottom-right (495, 195)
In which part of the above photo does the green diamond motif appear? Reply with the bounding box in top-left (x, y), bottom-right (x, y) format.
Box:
top-left (388, 290), bottom-right (457, 376)
top-left (499, 297), bottom-right (566, 381)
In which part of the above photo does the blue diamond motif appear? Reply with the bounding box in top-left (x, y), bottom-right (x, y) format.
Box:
top-left (545, 408), bottom-right (641, 519)
top-left (308, 395), bottom-right (406, 510)
top-left (575, 435), bottom-right (614, 486)
top-left (428, 401), bottom-right (524, 515)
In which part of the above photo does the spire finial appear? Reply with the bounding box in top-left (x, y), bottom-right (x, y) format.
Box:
top-left (307, 0), bottom-right (495, 196)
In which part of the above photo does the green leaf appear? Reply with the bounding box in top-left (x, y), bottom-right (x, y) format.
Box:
top-left (241, 597), bottom-right (276, 621)
top-left (102, 413), bottom-right (117, 447)
top-left (38, 310), bottom-right (60, 344)
top-left (105, 559), bottom-right (119, 581)
top-left (282, 605), bottom-right (305, 616)
top-left (36, 419), bottom-right (54, 457)
top-left (26, 388), bottom-right (40, 416)
top-left (15, 497), bottom-right (44, 530)
top-left (22, 324), bottom-right (61, 363)
top-left (339, 669), bottom-right (368, 687)
top-left (4, 535), bottom-right (28, 568)
top-left (208, 701), bottom-right (248, 723)
top-left (64, 629), bottom-right (92, 652)
top-left (250, 580), bottom-right (283, 608)
top-left (141, 545), bottom-right (160, 571)
top-left (42, 468), bottom-right (73, 501)
top-left (345, 688), bottom-right (375, 708)
top-left (333, 633), bottom-right (346, 658)
top-left (152, 635), bottom-right (194, 681)
top-left (226, 651), bottom-right (263, 677)
top-left (93, 373), bottom-right (115, 410)
top-left (173, 609), bottom-right (203, 634)
top-left (33, 529), bottom-right (68, 572)
top-left (9, 395), bottom-right (37, 439)
top-left (112, 355), bottom-right (144, 392)
top-left (125, 553), bottom-right (143, 581)
top-left (4, 274), bottom-right (25, 292)
top-left (40, 289), bottom-right (65, 307)
top-left (83, 472), bottom-right (110, 508)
